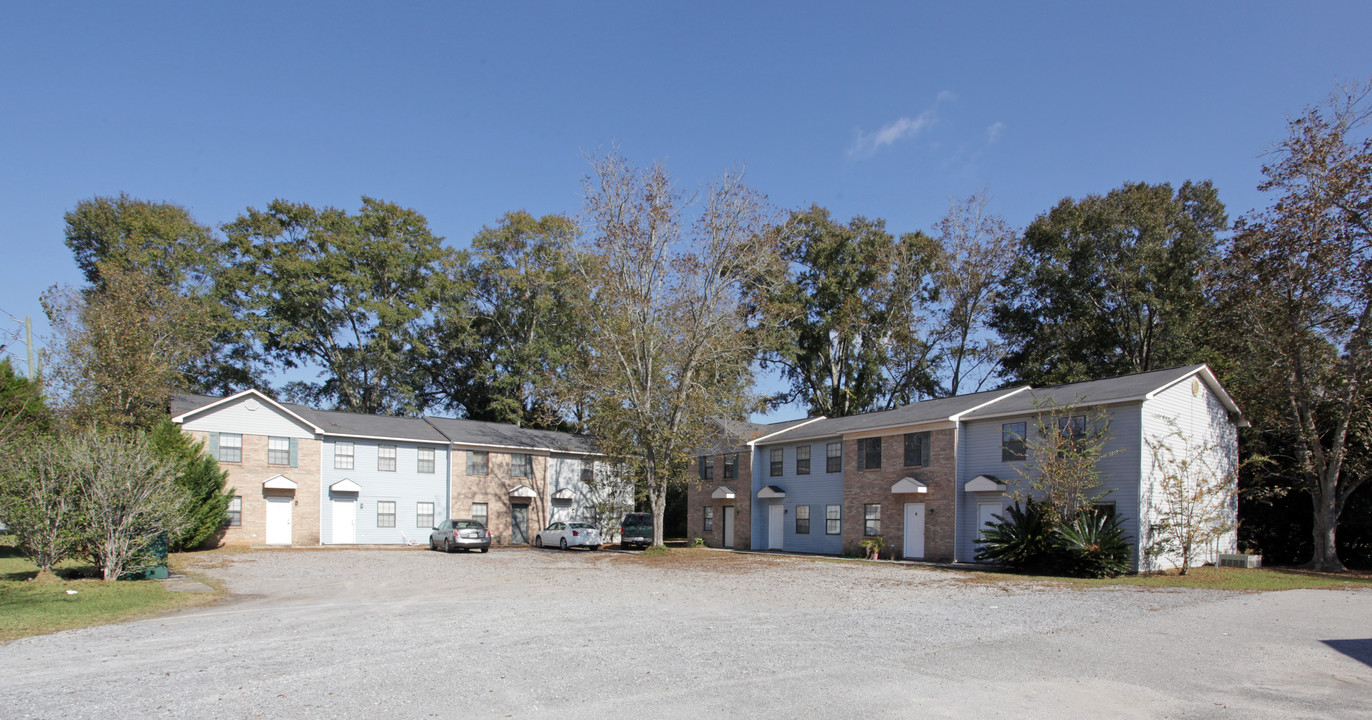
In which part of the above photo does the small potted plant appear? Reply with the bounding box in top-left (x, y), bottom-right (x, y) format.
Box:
top-left (860, 535), bottom-right (886, 560)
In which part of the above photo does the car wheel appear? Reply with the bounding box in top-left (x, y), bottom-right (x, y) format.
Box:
top-left (480, 547), bottom-right (489, 553)
top-left (444, 539), bottom-right (454, 553)
top-left (428, 538), bottom-right (436, 551)
top-left (589, 544), bottom-right (600, 551)
top-left (560, 538), bottom-right (569, 551)
top-left (535, 535), bottom-right (543, 548)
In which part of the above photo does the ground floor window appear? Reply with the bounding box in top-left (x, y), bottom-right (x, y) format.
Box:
top-left (864, 504), bottom-right (880, 536)
top-left (226, 496), bottom-right (241, 526)
top-left (377, 501), bottom-right (396, 528)
top-left (471, 502), bottom-right (488, 527)
top-left (416, 502), bottom-right (434, 528)
top-left (795, 505), bottom-right (810, 534)
top-left (826, 505), bottom-right (841, 535)
top-left (704, 506), bottom-right (714, 531)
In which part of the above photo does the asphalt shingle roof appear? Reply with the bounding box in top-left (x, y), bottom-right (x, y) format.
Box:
top-left (424, 416), bottom-right (598, 454)
top-left (768, 386), bottom-right (1029, 443)
top-left (959, 364), bottom-right (1213, 419)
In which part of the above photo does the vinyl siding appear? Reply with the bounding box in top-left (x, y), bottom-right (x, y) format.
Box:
top-left (751, 438), bottom-right (845, 554)
top-left (1138, 378), bottom-right (1240, 570)
top-left (955, 404), bottom-right (1144, 564)
top-left (181, 395), bottom-right (315, 438)
top-left (319, 438), bottom-right (450, 544)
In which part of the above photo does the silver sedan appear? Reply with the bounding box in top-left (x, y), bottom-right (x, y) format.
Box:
top-left (534, 521), bottom-right (602, 550)
top-left (430, 519), bottom-right (492, 553)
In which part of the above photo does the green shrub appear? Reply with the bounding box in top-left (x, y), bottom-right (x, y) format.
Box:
top-left (690, 537), bottom-right (705, 548)
top-left (975, 499), bottom-right (1057, 571)
top-left (1055, 510), bottom-right (1132, 578)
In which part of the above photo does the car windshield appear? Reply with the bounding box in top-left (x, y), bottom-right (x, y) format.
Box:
top-left (454, 521), bottom-right (484, 529)
top-left (569, 523), bottom-right (595, 529)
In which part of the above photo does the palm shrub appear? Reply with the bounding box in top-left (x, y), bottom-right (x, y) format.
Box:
top-left (975, 499), bottom-right (1057, 571)
top-left (1055, 510), bottom-right (1133, 578)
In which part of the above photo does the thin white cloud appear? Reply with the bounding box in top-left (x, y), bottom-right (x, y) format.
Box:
top-left (985, 122), bottom-right (1005, 145)
top-left (848, 92), bottom-right (952, 159)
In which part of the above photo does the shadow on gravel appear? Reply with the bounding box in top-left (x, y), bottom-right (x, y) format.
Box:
top-left (1323, 639), bottom-right (1372, 667)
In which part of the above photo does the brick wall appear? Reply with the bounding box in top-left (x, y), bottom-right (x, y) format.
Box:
top-left (685, 449), bottom-right (752, 549)
top-left (451, 450), bottom-right (548, 545)
top-left (187, 429), bottom-right (322, 546)
top-left (842, 428), bottom-right (956, 560)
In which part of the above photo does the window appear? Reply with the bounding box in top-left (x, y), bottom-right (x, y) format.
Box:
top-left (904, 431), bottom-right (931, 467)
top-left (335, 441), bottom-right (354, 470)
top-left (218, 433), bottom-right (242, 463)
top-left (511, 453), bottom-right (532, 478)
top-left (1002, 422), bottom-right (1027, 461)
top-left (825, 505), bottom-right (841, 535)
top-left (770, 448), bottom-right (783, 477)
top-left (416, 502), bottom-right (434, 528)
top-left (864, 504), bottom-right (881, 536)
top-left (796, 445), bottom-right (811, 475)
top-left (704, 507), bottom-right (714, 531)
top-left (226, 496), bottom-right (242, 527)
top-left (858, 437), bottom-right (882, 470)
top-left (377, 501), bottom-right (396, 528)
top-left (417, 447), bottom-right (435, 474)
top-left (723, 453), bottom-right (737, 479)
top-left (1093, 502), bottom-right (1117, 519)
top-left (581, 465), bottom-right (594, 484)
top-left (1058, 415), bottom-right (1087, 452)
top-left (699, 455), bottom-right (713, 480)
top-left (267, 436), bottom-right (290, 466)
top-left (466, 450), bottom-right (488, 476)
top-left (826, 442), bottom-right (842, 473)
top-left (471, 502), bottom-right (488, 527)
top-left (378, 444), bottom-right (397, 472)
top-left (795, 505), bottom-right (810, 534)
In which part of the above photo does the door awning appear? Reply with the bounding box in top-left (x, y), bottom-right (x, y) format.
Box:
top-left (965, 474), bottom-right (1008, 492)
top-left (891, 477), bottom-right (928, 494)
top-left (330, 478), bottom-right (362, 493)
top-left (552, 487), bottom-right (575, 500)
top-left (757, 485), bottom-right (786, 499)
top-left (711, 486), bottom-right (736, 500)
top-left (509, 485), bottom-right (538, 498)
top-left (263, 475), bottom-right (297, 490)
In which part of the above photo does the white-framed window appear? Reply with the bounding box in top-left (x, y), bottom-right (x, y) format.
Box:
top-left (795, 505), bottom-right (810, 534)
top-left (1002, 422), bottom-right (1027, 461)
top-left (417, 447), bottom-right (435, 474)
top-left (723, 453), bottom-right (737, 479)
top-left (335, 441), bottom-right (354, 470)
top-left (704, 506), bottom-right (714, 531)
top-left (268, 436), bottom-right (290, 466)
top-left (864, 504), bottom-right (881, 536)
top-left (511, 453), bottom-right (532, 478)
top-left (416, 502), bottom-right (434, 528)
top-left (770, 448), bottom-right (784, 477)
top-left (826, 505), bottom-right (841, 535)
top-left (796, 445), bottom-right (811, 475)
top-left (826, 441), bottom-right (842, 473)
top-left (471, 502), bottom-right (488, 527)
top-left (377, 500), bottom-right (396, 528)
top-left (467, 451), bottom-right (489, 476)
top-left (218, 433), bottom-right (242, 463)
top-left (226, 496), bottom-right (242, 527)
top-left (699, 455), bottom-right (713, 480)
top-left (378, 444), bottom-right (397, 472)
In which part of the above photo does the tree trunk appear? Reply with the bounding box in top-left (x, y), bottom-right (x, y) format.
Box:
top-left (1309, 497), bottom-right (1346, 572)
top-left (650, 484), bottom-right (666, 547)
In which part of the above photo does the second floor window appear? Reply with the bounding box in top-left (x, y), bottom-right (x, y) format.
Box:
top-left (723, 453), bottom-right (737, 479)
top-left (904, 431), bottom-right (930, 467)
top-left (858, 437), bottom-right (882, 470)
top-left (1002, 423), bottom-right (1027, 462)
top-left (217, 433), bottom-right (242, 463)
top-left (826, 442), bottom-right (842, 473)
top-left (378, 444), bottom-right (397, 472)
top-left (796, 445), bottom-right (811, 475)
top-left (770, 448), bottom-right (783, 477)
top-left (699, 455), bottom-right (713, 480)
top-left (417, 447), bottom-right (435, 474)
top-left (511, 453), bottom-right (532, 478)
top-left (268, 436), bottom-right (290, 466)
top-left (467, 450), bottom-right (488, 476)
top-left (334, 441), bottom-right (354, 470)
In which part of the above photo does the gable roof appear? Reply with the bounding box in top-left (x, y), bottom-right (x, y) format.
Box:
top-left (424, 416), bottom-right (598, 454)
top-left (170, 389), bottom-right (326, 434)
top-left (295, 406), bottom-right (449, 443)
top-left (762, 386), bottom-right (1029, 444)
top-left (958, 364), bottom-right (1245, 424)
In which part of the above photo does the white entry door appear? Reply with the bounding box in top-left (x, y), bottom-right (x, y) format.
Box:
top-left (768, 504), bottom-right (784, 550)
top-left (903, 503), bottom-right (925, 559)
top-left (723, 506), bottom-right (735, 549)
top-left (331, 496), bottom-right (356, 544)
top-left (266, 496), bottom-right (293, 545)
top-left (976, 502), bottom-right (1002, 555)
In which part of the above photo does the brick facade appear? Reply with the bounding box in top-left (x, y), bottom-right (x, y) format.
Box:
top-left (187, 429), bottom-right (322, 547)
top-left (686, 449), bottom-right (752, 550)
top-left (842, 428), bottom-right (956, 560)
top-left (451, 449), bottom-right (549, 545)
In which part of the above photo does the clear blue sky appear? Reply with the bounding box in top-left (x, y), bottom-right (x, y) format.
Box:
top-left (2, 2), bottom-right (1367, 419)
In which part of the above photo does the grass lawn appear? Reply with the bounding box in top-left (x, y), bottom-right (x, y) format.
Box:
top-left (0, 536), bottom-right (221, 644)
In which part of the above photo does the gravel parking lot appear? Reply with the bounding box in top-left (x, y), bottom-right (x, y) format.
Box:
top-left (2, 547), bottom-right (1369, 719)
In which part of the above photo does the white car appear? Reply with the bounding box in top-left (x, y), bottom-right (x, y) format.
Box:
top-left (534, 521), bottom-right (602, 551)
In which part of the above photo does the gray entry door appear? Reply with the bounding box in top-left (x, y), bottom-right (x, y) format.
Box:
top-left (511, 504), bottom-right (530, 544)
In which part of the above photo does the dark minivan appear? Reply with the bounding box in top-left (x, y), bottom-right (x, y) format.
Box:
top-left (620, 512), bottom-right (653, 550)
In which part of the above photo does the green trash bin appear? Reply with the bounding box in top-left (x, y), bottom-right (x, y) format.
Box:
top-left (119, 532), bottom-right (170, 580)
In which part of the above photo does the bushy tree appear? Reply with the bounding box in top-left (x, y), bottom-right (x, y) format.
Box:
top-left (149, 418), bottom-right (232, 551)
top-left (1009, 400), bottom-right (1119, 524)
top-left (0, 436), bottom-right (86, 578)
